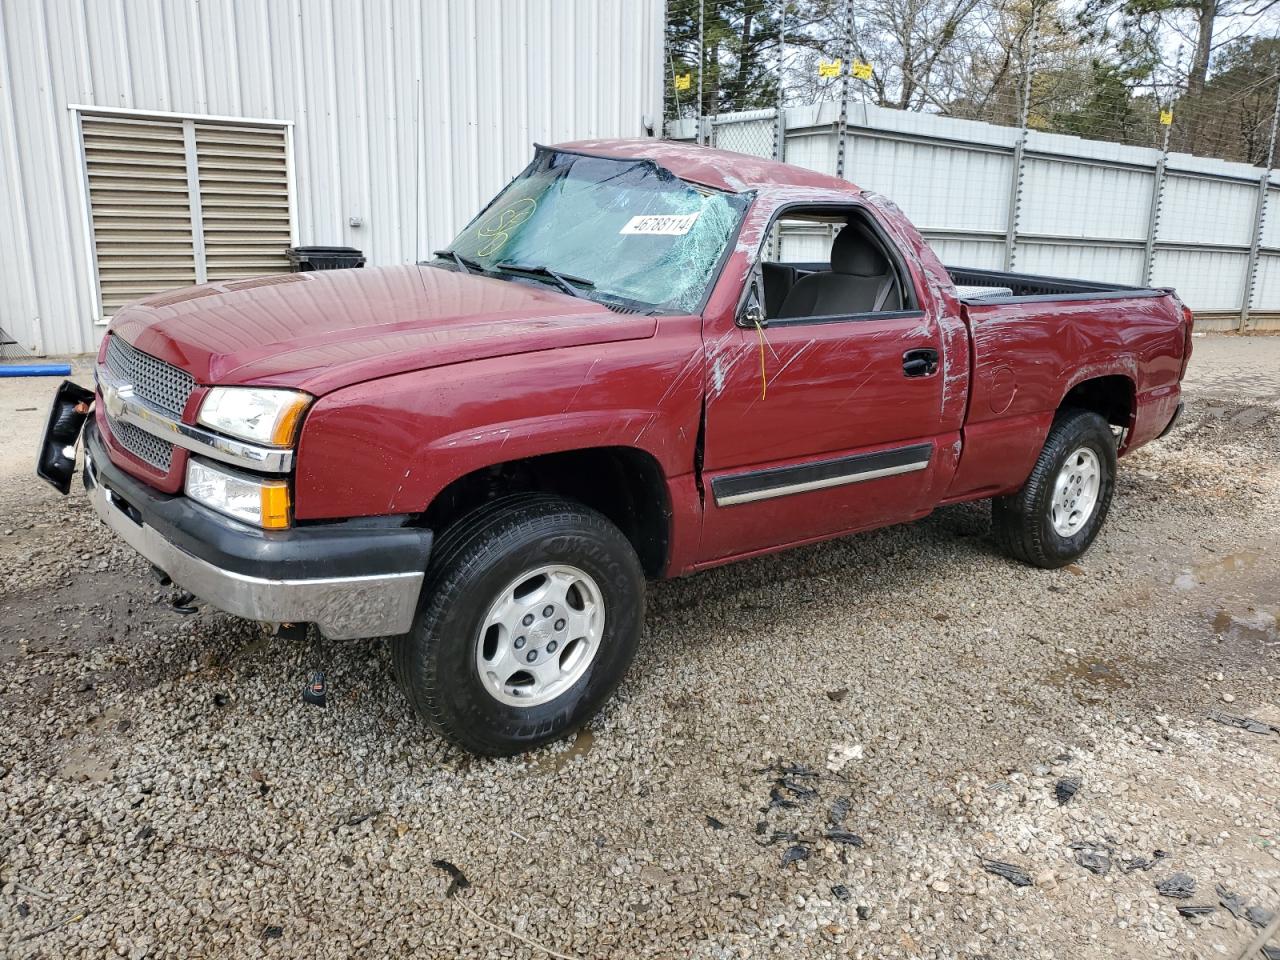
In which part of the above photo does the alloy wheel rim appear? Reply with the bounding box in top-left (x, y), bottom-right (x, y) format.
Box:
top-left (1050, 446), bottom-right (1101, 537)
top-left (474, 564), bottom-right (605, 708)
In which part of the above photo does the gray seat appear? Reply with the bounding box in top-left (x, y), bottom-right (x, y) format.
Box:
top-left (776, 225), bottom-right (901, 319)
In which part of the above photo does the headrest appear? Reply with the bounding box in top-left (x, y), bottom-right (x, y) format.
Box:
top-left (831, 225), bottom-right (888, 276)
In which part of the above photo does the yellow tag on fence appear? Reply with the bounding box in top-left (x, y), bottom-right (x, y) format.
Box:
top-left (1159, 109), bottom-right (1173, 126)
top-left (675, 73), bottom-right (692, 92)
top-left (852, 60), bottom-right (873, 81)
top-left (818, 59), bottom-right (842, 78)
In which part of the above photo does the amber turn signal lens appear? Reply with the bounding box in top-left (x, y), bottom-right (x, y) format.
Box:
top-left (270, 394), bottom-right (312, 446)
top-left (259, 484), bottom-right (292, 530)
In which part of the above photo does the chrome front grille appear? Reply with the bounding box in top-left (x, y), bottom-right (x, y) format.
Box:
top-left (106, 413), bottom-right (173, 471)
top-left (104, 335), bottom-right (196, 419)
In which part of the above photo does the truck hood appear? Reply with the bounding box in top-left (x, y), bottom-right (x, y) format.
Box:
top-left (108, 265), bottom-right (657, 395)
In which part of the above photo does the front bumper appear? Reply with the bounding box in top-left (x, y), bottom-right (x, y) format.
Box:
top-left (83, 421), bottom-right (430, 639)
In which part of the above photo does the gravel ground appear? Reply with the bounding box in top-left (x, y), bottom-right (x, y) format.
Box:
top-left (2, 336), bottom-right (1278, 959)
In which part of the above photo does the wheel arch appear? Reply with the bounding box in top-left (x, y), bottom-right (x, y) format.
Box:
top-left (421, 445), bottom-right (673, 578)
top-left (1058, 373), bottom-right (1135, 430)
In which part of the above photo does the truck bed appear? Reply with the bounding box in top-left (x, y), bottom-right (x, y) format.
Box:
top-left (945, 266), bottom-right (1168, 305)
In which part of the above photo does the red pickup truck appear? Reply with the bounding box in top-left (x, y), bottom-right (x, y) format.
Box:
top-left (39, 140), bottom-right (1190, 754)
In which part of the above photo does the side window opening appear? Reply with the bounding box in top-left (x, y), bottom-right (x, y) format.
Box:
top-left (760, 209), bottom-right (912, 321)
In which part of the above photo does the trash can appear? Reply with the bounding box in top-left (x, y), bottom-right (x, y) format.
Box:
top-left (285, 246), bottom-right (366, 271)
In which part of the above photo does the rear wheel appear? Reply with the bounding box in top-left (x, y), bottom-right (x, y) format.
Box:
top-left (393, 494), bottom-right (645, 755)
top-left (991, 408), bottom-right (1116, 569)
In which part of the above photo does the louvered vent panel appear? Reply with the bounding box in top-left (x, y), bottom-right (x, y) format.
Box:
top-left (194, 123), bottom-right (292, 281)
top-left (82, 116), bottom-right (197, 316)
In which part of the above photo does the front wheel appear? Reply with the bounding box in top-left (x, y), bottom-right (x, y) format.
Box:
top-left (393, 494), bottom-right (645, 755)
top-left (991, 408), bottom-right (1117, 569)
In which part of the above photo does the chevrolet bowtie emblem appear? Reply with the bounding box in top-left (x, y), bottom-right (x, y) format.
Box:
top-left (102, 381), bottom-right (133, 420)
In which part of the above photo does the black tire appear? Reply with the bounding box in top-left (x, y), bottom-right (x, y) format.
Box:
top-left (991, 408), bottom-right (1117, 569)
top-left (393, 494), bottom-right (645, 756)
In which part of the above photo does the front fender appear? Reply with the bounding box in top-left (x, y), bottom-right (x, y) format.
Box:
top-left (292, 320), bottom-right (705, 520)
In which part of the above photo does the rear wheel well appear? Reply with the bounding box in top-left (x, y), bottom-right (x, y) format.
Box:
top-left (422, 447), bottom-right (671, 578)
top-left (1060, 375), bottom-right (1134, 428)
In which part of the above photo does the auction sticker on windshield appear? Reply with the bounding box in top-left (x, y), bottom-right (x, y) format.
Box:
top-left (620, 213), bottom-right (700, 236)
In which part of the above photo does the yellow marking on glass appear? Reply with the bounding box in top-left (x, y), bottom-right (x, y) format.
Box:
top-left (476, 197), bottom-right (537, 258)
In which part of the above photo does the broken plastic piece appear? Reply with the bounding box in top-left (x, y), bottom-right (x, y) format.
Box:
top-left (1247, 906), bottom-right (1277, 928)
top-left (302, 671), bottom-right (327, 708)
top-left (980, 857), bottom-right (1032, 887)
top-left (767, 786), bottom-right (798, 811)
top-left (829, 796), bottom-right (851, 826)
top-left (705, 815), bottom-right (726, 830)
top-left (1207, 710), bottom-right (1280, 736)
top-left (831, 884), bottom-right (851, 901)
top-left (781, 845), bottom-right (810, 867)
top-left (1216, 883), bottom-right (1248, 919)
top-left (1055, 777), bottom-right (1081, 805)
top-left (1074, 849), bottom-right (1111, 876)
top-left (1156, 873), bottom-right (1196, 899)
top-left (825, 830), bottom-right (865, 847)
top-left (431, 859), bottom-right (471, 898)
top-left (170, 590), bottom-right (198, 615)
top-left (1176, 904), bottom-right (1215, 919)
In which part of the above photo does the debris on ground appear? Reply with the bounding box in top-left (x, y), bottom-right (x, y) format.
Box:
top-left (1121, 850), bottom-right (1168, 873)
top-left (825, 687), bottom-right (849, 702)
top-left (825, 744), bottom-right (863, 773)
top-left (767, 786), bottom-right (798, 812)
top-left (829, 796), bottom-right (851, 826)
top-left (831, 884), bottom-right (851, 901)
top-left (1176, 904), bottom-right (1215, 919)
top-left (1054, 777), bottom-right (1081, 805)
top-left (781, 845), bottom-right (810, 868)
top-left (261, 925), bottom-right (283, 940)
top-left (1216, 883), bottom-right (1249, 919)
top-left (705, 815), bottom-right (725, 830)
top-left (334, 809), bottom-right (382, 832)
top-left (980, 858), bottom-right (1033, 888)
top-left (431, 859), bottom-right (471, 898)
top-left (1207, 710), bottom-right (1280, 736)
top-left (1247, 906), bottom-right (1277, 928)
top-left (1073, 848), bottom-right (1111, 876)
top-left (856, 905), bottom-right (873, 921)
top-left (1156, 873), bottom-right (1196, 899)
top-left (825, 830), bottom-right (865, 847)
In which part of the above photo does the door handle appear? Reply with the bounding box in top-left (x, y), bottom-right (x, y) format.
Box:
top-left (903, 348), bottom-right (939, 377)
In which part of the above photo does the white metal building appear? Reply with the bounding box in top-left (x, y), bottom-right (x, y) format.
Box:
top-left (0, 0), bottom-right (665, 356)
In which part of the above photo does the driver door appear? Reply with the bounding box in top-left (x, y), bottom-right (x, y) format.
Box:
top-left (699, 203), bottom-right (952, 563)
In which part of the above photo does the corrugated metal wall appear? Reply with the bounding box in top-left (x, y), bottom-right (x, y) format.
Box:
top-left (674, 101), bottom-right (1280, 330)
top-left (0, 0), bottom-right (664, 355)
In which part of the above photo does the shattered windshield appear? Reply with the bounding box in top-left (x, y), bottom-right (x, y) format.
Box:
top-left (442, 149), bottom-right (749, 313)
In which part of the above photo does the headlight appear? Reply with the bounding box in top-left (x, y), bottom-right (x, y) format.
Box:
top-left (186, 458), bottom-right (291, 529)
top-left (197, 387), bottom-right (311, 447)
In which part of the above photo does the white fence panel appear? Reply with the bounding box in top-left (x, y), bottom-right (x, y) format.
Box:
top-left (848, 136), bottom-right (1012, 236)
top-left (1020, 158), bottom-right (1153, 242)
top-left (1158, 174), bottom-right (1257, 247)
top-left (1151, 248), bottom-right (1248, 311)
top-left (922, 236), bottom-right (1005, 270)
top-left (1017, 242), bottom-right (1147, 286)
